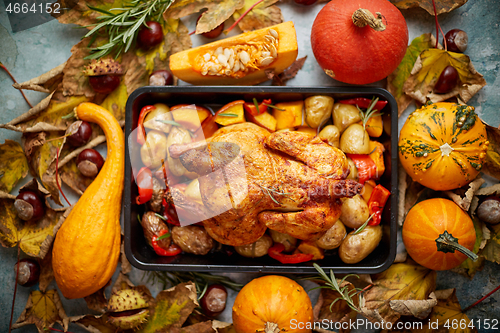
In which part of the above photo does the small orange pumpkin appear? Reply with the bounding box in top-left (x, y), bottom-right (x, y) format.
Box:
top-left (402, 198), bottom-right (477, 271)
top-left (232, 275), bottom-right (313, 333)
top-left (398, 102), bottom-right (488, 191)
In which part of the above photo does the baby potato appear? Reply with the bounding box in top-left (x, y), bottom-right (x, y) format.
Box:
top-left (166, 127), bottom-right (192, 177)
top-left (234, 234), bottom-right (273, 258)
top-left (269, 229), bottom-right (297, 252)
top-left (332, 103), bottom-right (361, 133)
top-left (340, 195), bottom-right (369, 229)
top-left (305, 95), bottom-right (334, 128)
top-left (184, 178), bottom-right (202, 202)
top-left (340, 123), bottom-right (371, 154)
top-left (144, 103), bottom-right (172, 133)
top-left (346, 157), bottom-right (358, 181)
top-left (140, 130), bottom-right (168, 169)
top-left (318, 125), bottom-right (340, 148)
top-left (316, 220), bottom-right (346, 250)
top-left (339, 225), bottom-right (382, 264)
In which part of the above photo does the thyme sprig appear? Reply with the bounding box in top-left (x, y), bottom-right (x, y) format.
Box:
top-left (305, 263), bottom-right (362, 312)
top-left (83, 0), bottom-right (174, 59)
top-left (145, 271), bottom-right (243, 300)
top-left (257, 175), bottom-right (294, 205)
top-left (358, 97), bottom-right (383, 132)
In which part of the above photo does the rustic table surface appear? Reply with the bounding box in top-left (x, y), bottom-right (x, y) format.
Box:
top-left (1, 0), bottom-right (499, 332)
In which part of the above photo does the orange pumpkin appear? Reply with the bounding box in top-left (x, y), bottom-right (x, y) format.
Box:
top-left (232, 275), bottom-right (313, 333)
top-left (398, 102), bottom-right (488, 191)
top-left (402, 198), bottom-right (477, 271)
top-left (311, 0), bottom-right (408, 84)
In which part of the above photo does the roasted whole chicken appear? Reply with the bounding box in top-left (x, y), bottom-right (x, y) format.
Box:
top-left (167, 123), bottom-right (362, 246)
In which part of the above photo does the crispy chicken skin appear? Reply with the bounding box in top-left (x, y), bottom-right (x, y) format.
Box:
top-left (167, 123), bottom-right (362, 246)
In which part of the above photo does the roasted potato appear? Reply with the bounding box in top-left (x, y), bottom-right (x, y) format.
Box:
top-left (171, 225), bottom-right (214, 255)
top-left (318, 125), bottom-right (340, 148)
top-left (332, 103), bottom-right (361, 133)
top-left (339, 123), bottom-right (371, 154)
top-left (305, 95), bottom-right (334, 128)
top-left (234, 234), bottom-right (273, 258)
top-left (339, 225), bottom-right (382, 264)
top-left (346, 157), bottom-right (358, 181)
top-left (166, 127), bottom-right (192, 176)
top-left (140, 130), bottom-right (168, 169)
top-left (340, 195), bottom-right (370, 229)
top-left (185, 178), bottom-right (202, 202)
top-left (316, 220), bottom-right (346, 250)
top-left (269, 229), bottom-right (297, 252)
top-left (144, 103), bottom-right (172, 133)
top-left (140, 211), bottom-right (170, 249)
top-left (148, 177), bottom-right (164, 213)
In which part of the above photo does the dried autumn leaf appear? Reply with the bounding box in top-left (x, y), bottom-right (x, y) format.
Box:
top-left (138, 281), bottom-right (198, 333)
top-left (444, 177), bottom-right (485, 212)
top-left (403, 49), bottom-right (486, 105)
top-left (481, 122), bottom-right (500, 180)
top-left (390, 0), bottom-right (468, 15)
top-left (387, 33), bottom-right (435, 117)
top-left (54, 0), bottom-right (127, 28)
top-left (13, 61), bottom-right (66, 93)
top-left (425, 289), bottom-right (477, 333)
top-left (360, 261), bottom-right (437, 324)
top-left (0, 195), bottom-right (69, 258)
top-left (479, 222), bottom-right (500, 264)
top-left (12, 289), bottom-right (69, 333)
top-left (38, 250), bottom-right (55, 292)
top-left (164, 0), bottom-right (244, 34)
top-left (70, 314), bottom-right (116, 333)
top-left (85, 285), bottom-right (109, 313)
top-left (0, 140), bottom-right (29, 193)
top-left (267, 56), bottom-right (307, 86)
top-left (233, 0), bottom-right (283, 32)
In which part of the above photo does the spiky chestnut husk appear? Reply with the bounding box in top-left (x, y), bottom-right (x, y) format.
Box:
top-left (107, 289), bottom-right (150, 330)
top-left (83, 58), bottom-right (123, 77)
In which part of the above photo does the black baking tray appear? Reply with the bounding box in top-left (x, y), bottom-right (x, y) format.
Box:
top-left (124, 86), bottom-right (398, 274)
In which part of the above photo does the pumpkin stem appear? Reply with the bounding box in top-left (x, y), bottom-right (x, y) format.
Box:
top-left (435, 230), bottom-right (478, 261)
top-left (352, 9), bottom-right (386, 32)
top-left (264, 322), bottom-right (280, 333)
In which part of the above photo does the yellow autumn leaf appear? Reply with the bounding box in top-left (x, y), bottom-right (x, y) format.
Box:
top-left (12, 289), bottom-right (68, 333)
top-left (0, 140), bottom-right (29, 193)
top-left (403, 49), bottom-right (486, 105)
top-left (233, 0), bottom-right (283, 32)
top-left (0, 196), bottom-right (68, 258)
top-left (361, 261), bottom-right (437, 324)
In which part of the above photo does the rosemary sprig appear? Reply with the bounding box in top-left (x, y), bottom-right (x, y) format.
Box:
top-left (353, 212), bottom-right (375, 235)
top-left (145, 271), bottom-right (243, 300)
top-left (262, 103), bottom-right (285, 111)
top-left (358, 97), bottom-right (383, 132)
top-left (305, 263), bottom-right (362, 313)
top-left (218, 113), bottom-right (239, 117)
top-left (257, 175), bottom-right (294, 205)
top-left (157, 119), bottom-right (182, 127)
top-left (83, 0), bottom-right (175, 59)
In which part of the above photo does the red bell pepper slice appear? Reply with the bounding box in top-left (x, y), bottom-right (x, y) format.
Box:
top-left (367, 184), bottom-right (390, 226)
top-left (268, 243), bottom-right (314, 264)
top-left (137, 105), bottom-right (156, 145)
top-left (162, 199), bottom-right (181, 226)
top-left (339, 97), bottom-right (388, 111)
top-left (135, 167), bottom-right (153, 205)
top-left (244, 98), bottom-right (272, 116)
top-left (152, 230), bottom-right (182, 256)
top-left (346, 154), bottom-right (377, 184)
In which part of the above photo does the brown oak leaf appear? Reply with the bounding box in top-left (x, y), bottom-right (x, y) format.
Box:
top-left (481, 121), bottom-right (500, 181)
top-left (390, 0), bottom-right (468, 16)
top-left (13, 61), bottom-right (66, 93)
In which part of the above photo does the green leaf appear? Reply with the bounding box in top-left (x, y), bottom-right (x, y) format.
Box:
top-left (0, 140), bottom-right (29, 193)
top-left (387, 33), bottom-right (434, 116)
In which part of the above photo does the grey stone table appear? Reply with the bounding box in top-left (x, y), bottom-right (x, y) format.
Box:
top-left (1, 0), bottom-right (499, 332)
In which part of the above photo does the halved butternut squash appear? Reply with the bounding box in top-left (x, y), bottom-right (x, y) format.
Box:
top-left (169, 22), bottom-right (298, 86)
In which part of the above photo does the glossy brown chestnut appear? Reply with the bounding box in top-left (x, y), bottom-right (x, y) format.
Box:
top-left (137, 21), bottom-right (164, 50)
top-left (14, 258), bottom-right (40, 287)
top-left (77, 148), bottom-right (105, 178)
top-left (200, 284), bottom-right (227, 317)
top-left (15, 190), bottom-right (45, 221)
top-left (89, 75), bottom-right (121, 94)
top-left (67, 121), bottom-right (93, 147)
top-left (149, 70), bottom-right (174, 86)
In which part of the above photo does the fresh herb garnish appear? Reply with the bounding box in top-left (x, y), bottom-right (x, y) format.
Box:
top-left (157, 119), bottom-right (182, 126)
top-left (218, 113), bottom-right (239, 117)
top-left (358, 97), bottom-right (383, 132)
top-left (83, 0), bottom-right (175, 59)
top-left (353, 213), bottom-right (375, 235)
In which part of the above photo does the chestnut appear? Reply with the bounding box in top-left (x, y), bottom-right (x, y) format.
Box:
top-left (477, 196), bottom-right (500, 225)
top-left (149, 70), bottom-right (174, 86)
top-left (434, 65), bottom-right (459, 94)
top-left (200, 284), bottom-right (228, 317)
top-left (88, 75), bottom-right (121, 94)
top-left (196, 14), bottom-right (224, 39)
top-left (137, 21), bottom-right (164, 50)
top-left (77, 148), bottom-right (105, 178)
top-left (444, 29), bottom-right (468, 53)
top-left (14, 258), bottom-right (40, 287)
top-left (15, 190), bottom-right (45, 221)
top-left (67, 121), bottom-right (92, 147)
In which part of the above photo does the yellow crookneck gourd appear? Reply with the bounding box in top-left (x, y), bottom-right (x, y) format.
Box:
top-left (52, 102), bottom-right (124, 299)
